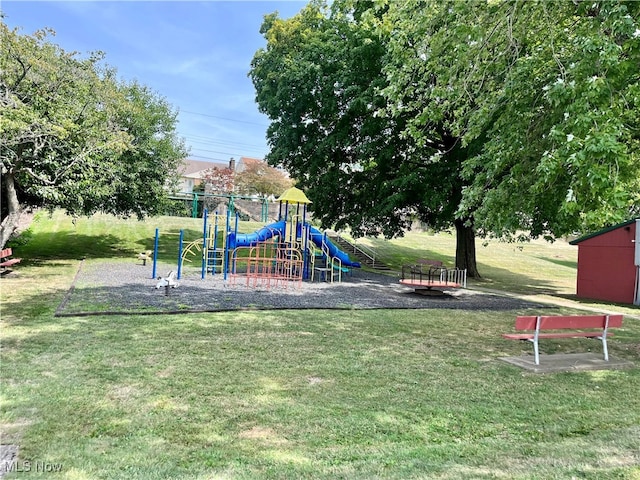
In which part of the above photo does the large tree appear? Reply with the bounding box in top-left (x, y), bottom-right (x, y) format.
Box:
top-left (0, 23), bottom-right (187, 248)
top-left (376, 0), bottom-right (490, 274)
top-left (383, 0), bottom-right (640, 241)
top-left (102, 80), bottom-right (187, 218)
top-left (251, 0), bottom-right (482, 275)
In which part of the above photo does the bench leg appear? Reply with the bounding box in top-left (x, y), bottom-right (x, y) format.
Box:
top-left (600, 336), bottom-right (609, 361)
top-left (533, 317), bottom-right (541, 365)
top-left (528, 338), bottom-right (540, 365)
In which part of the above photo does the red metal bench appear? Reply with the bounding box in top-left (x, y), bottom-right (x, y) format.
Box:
top-left (503, 314), bottom-right (623, 365)
top-left (0, 248), bottom-right (21, 274)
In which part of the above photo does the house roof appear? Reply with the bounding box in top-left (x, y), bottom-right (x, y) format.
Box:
top-left (180, 158), bottom-right (228, 176)
top-left (238, 156), bottom-right (264, 167)
top-left (569, 217), bottom-right (639, 245)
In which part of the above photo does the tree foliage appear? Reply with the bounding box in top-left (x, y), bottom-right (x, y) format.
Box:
top-left (383, 0), bottom-right (640, 240)
top-left (0, 23), bottom-right (187, 248)
top-left (104, 80), bottom-right (187, 218)
top-left (251, 1), bottom-right (445, 234)
top-left (235, 161), bottom-right (292, 197)
top-left (250, 0), bottom-right (639, 275)
top-left (202, 166), bottom-right (235, 195)
top-left (250, 0), bottom-right (483, 275)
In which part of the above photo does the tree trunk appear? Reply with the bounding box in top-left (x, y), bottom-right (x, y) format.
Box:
top-left (454, 218), bottom-right (481, 279)
top-left (0, 172), bottom-right (23, 250)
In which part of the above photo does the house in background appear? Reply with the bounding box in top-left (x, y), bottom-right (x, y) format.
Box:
top-left (177, 157), bottom-right (277, 193)
top-left (234, 156), bottom-right (264, 174)
top-left (570, 218), bottom-right (640, 305)
top-left (177, 158), bottom-right (228, 193)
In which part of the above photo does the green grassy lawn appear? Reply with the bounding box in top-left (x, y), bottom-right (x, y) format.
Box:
top-left (11, 211), bottom-right (206, 262)
top-left (1, 211), bottom-right (639, 479)
top-left (349, 228), bottom-right (579, 296)
top-left (352, 228), bottom-right (640, 317)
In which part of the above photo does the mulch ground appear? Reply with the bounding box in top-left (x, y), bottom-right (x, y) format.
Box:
top-left (53, 260), bottom-right (548, 317)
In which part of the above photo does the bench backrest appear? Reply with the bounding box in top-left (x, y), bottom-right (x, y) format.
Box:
top-left (515, 314), bottom-right (623, 331)
top-left (1, 248), bottom-right (12, 258)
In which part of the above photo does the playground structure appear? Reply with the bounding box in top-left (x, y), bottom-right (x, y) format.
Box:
top-left (153, 187), bottom-right (361, 288)
top-left (400, 262), bottom-right (467, 295)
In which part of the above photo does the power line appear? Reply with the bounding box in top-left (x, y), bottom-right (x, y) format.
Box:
top-left (185, 135), bottom-right (266, 151)
top-left (181, 134), bottom-right (268, 158)
top-left (190, 148), bottom-right (244, 157)
top-left (188, 154), bottom-right (231, 163)
top-left (180, 109), bottom-right (270, 127)
top-left (187, 142), bottom-right (266, 157)
top-left (178, 110), bottom-right (270, 158)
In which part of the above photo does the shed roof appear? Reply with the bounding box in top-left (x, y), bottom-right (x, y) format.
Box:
top-left (569, 218), bottom-right (639, 245)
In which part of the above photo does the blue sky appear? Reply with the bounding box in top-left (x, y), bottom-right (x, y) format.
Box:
top-left (1, 1), bottom-right (307, 163)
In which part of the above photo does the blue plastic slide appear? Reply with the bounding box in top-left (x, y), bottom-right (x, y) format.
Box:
top-left (308, 226), bottom-right (361, 268)
top-left (227, 220), bottom-right (286, 249)
top-left (227, 221), bottom-right (360, 268)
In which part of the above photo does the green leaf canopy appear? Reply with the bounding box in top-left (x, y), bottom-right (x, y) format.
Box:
top-left (1, 23), bottom-right (187, 246)
top-left (384, 0), bottom-right (640, 239)
top-left (250, 1), bottom-right (462, 239)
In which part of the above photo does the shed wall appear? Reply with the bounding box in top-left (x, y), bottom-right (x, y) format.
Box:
top-left (575, 222), bottom-right (636, 304)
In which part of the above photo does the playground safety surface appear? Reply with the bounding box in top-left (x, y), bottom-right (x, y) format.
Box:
top-left (55, 260), bottom-right (550, 317)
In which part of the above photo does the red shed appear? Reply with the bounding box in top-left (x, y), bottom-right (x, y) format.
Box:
top-left (570, 218), bottom-right (640, 305)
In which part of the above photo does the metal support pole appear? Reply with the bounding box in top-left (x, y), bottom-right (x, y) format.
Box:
top-left (602, 315), bottom-right (610, 361)
top-left (283, 203), bottom-right (289, 241)
top-left (229, 194), bottom-right (235, 216)
top-left (152, 228), bottom-right (159, 279)
top-left (303, 223), bottom-right (310, 280)
top-left (177, 229), bottom-right (184, 280)
top-left (192, 193), bottom-right (199, 218)
top-left (224, 209), bottom-right (231, 281)
top-left (533, 316), bottom-right (541, 365)
top-left (212, 211), bottom-right (219, 276)
top-left (201, 209), bottom-right (208, 279)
